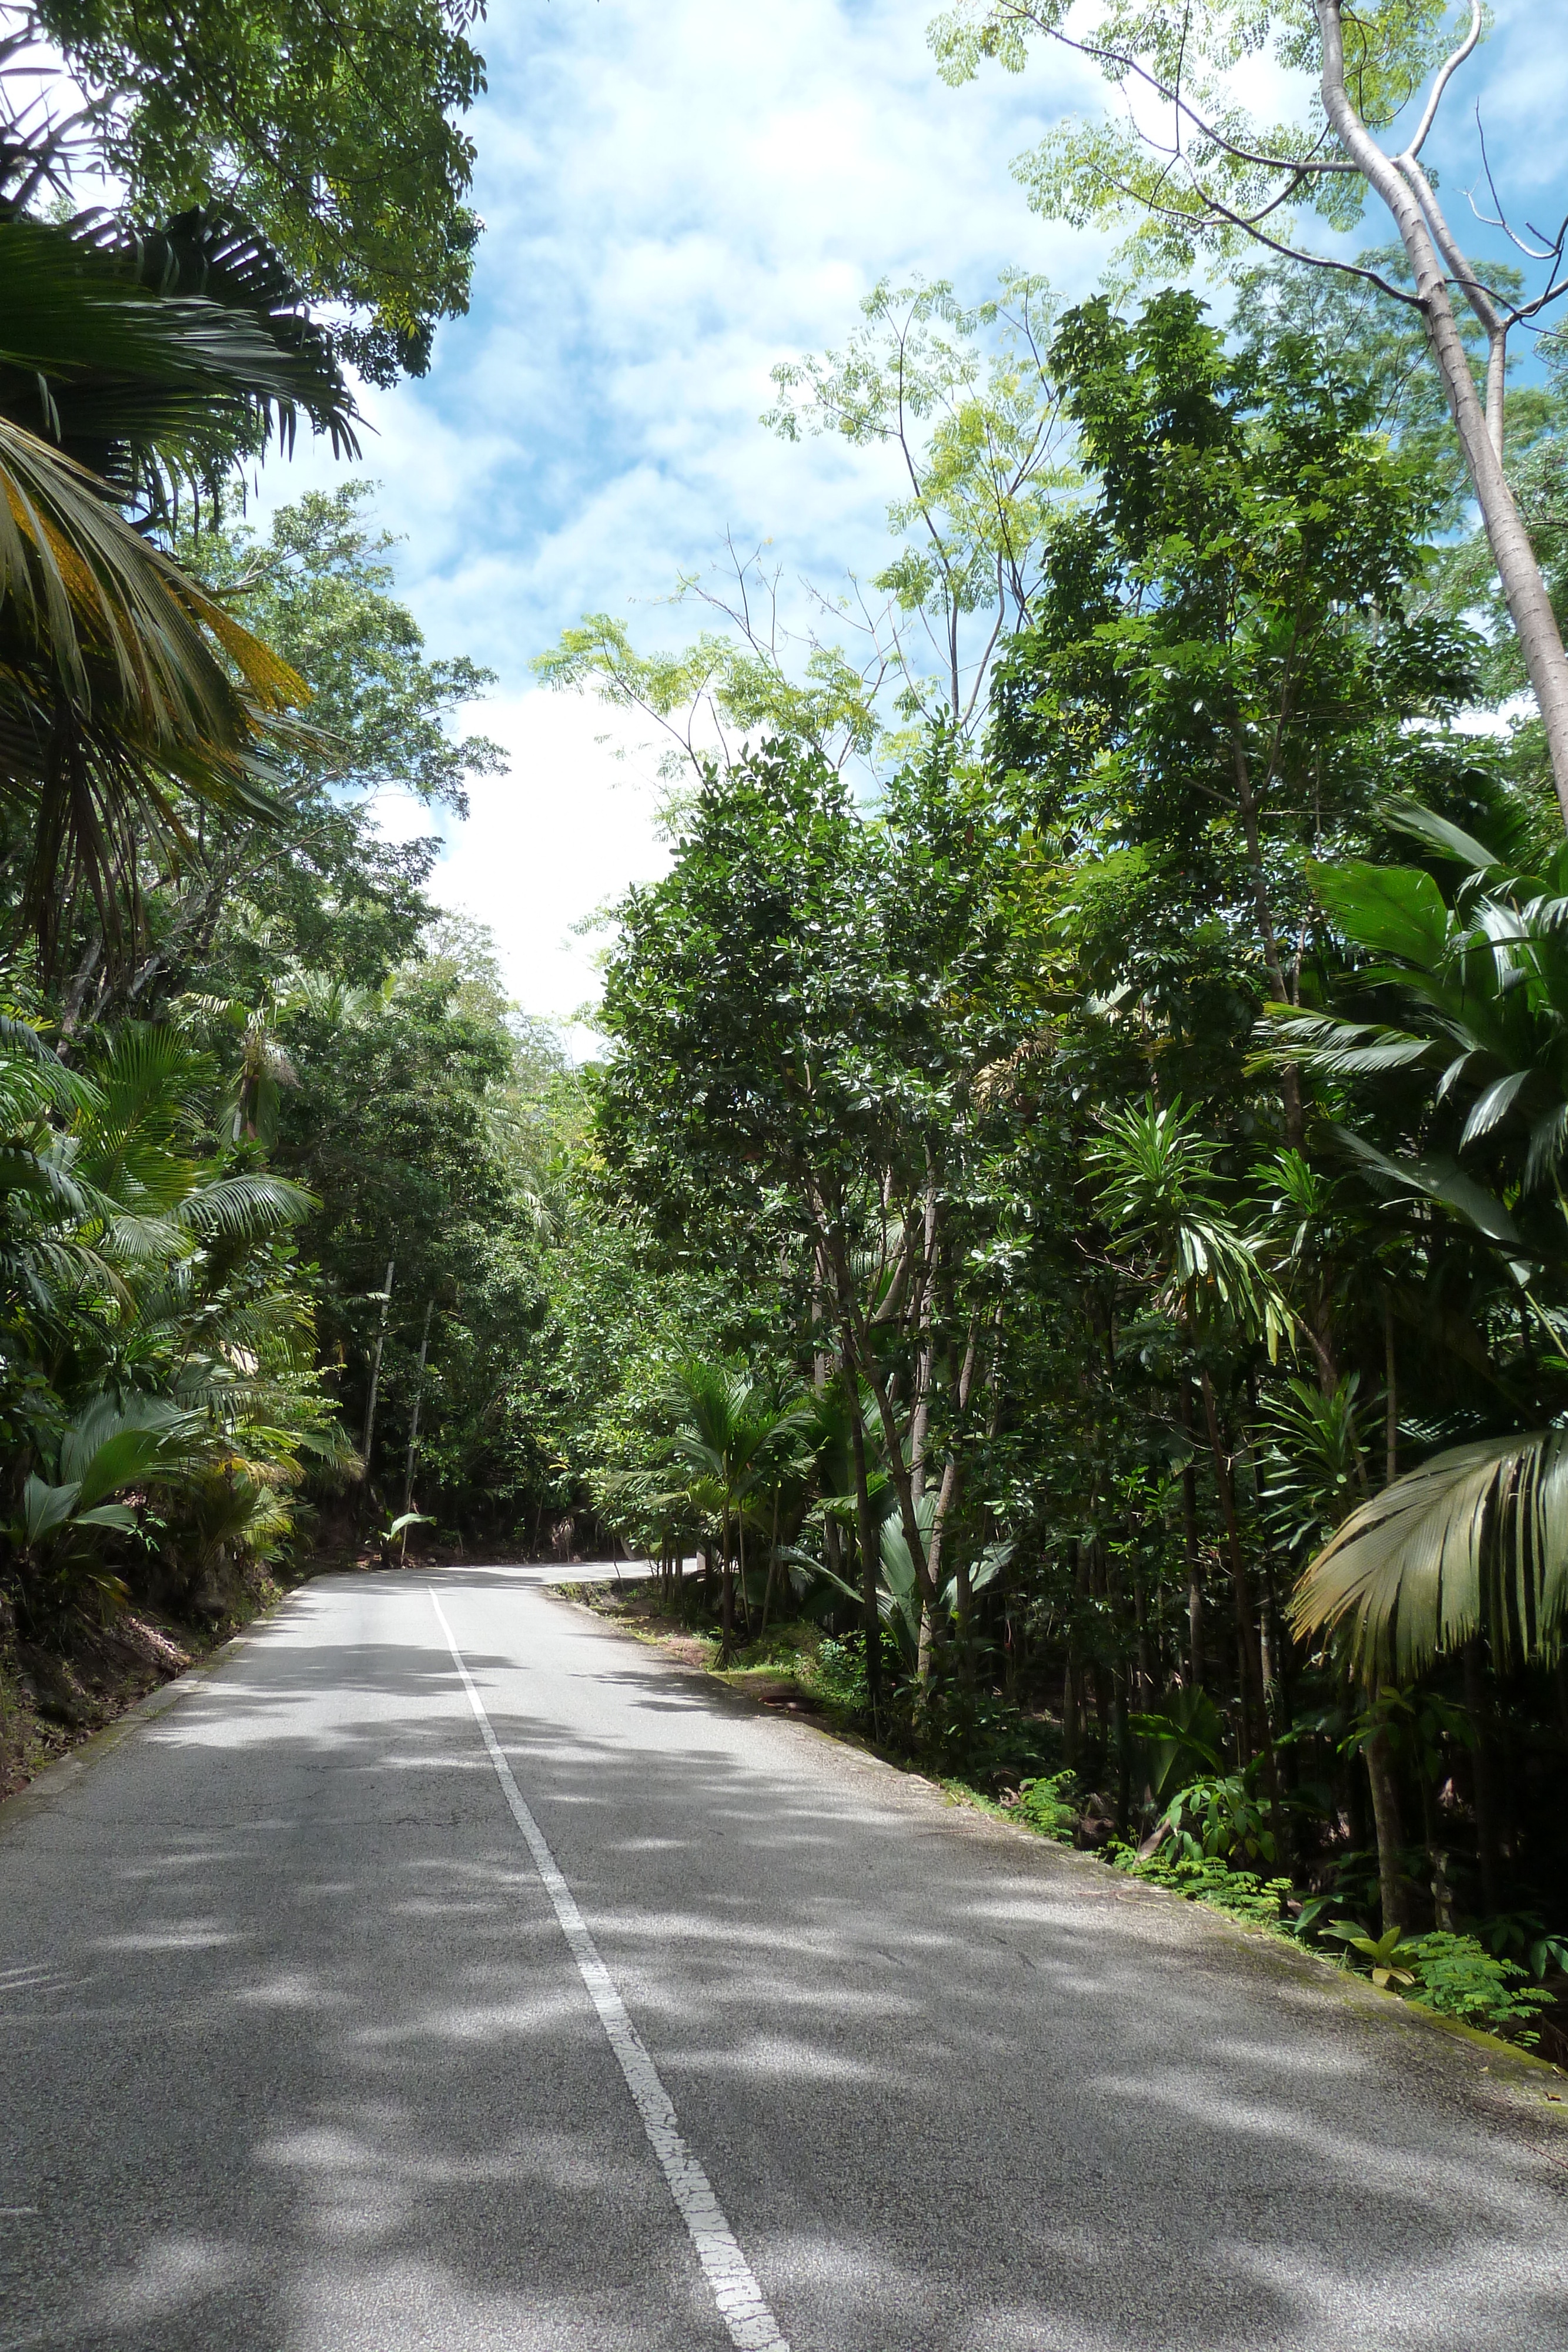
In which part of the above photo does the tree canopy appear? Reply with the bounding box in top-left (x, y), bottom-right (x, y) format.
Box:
top-left (33, 0), bottom-right (487, 380)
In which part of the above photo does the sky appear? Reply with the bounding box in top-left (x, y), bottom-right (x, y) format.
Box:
top-left (252, 0), bottom-right (1568, 1049)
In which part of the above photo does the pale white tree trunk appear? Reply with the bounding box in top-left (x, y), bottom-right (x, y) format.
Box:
top-left (1316, 0), bottom-right (1568, 827)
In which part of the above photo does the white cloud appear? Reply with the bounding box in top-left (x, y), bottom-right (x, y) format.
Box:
top-left (253, 0), bottom-right (1564, 1034)
top-left (415, 690), bottom-right (673, 1056)
top-left (253, 0), bottom-right (1112, 1025)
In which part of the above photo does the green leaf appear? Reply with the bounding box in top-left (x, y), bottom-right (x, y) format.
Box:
top-left (1309, 860), bottom-right (1450, 968)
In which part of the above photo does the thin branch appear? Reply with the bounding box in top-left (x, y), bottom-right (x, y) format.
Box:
top-left (1469, 109), bottom-right (1566, 262)
top-left (1050, 22), bottom-right (1360, 177)
top-left (1398, 0), bottom-right (1483, 162)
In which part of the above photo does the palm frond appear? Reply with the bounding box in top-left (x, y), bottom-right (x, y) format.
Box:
top-left (1290, 1432), bottom-right (1568, 1679)
top-left (1255, 1008), bottom-right (1440, 1080)
top-left (179, 1171), bottom-right (315, 1238)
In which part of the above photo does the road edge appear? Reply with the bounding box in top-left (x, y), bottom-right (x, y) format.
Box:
top-left (0, 1579), bottom-right (316, 1838)
top-left (548, 1576), bottom-right (1568, 2129)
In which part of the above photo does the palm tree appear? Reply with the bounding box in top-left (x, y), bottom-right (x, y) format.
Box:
top-left (1263, 805), bottom-right (1568, 1250)
top-left (8, 1393), bottom-right (210, 1629)
top-left (1089, 1097), bottom-right (1293, 1765)
top-left (1271, 806), bottom-right (1568, 1681)
top-left (804, 1492), bottom-right (1014, 1673)
top-left (1289, 1434), bottom-right (1568, 1681)
top-left (0, 80), bottom-right (357, 961)
top-left (660, 1361), bottom-right (813, 1656)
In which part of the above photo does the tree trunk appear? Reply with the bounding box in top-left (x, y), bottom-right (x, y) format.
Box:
top-left (1383, 1292), bottom-right (1398, 1487)
top-left (925, 1316), bottom-right (982, 1690)
top-left (760, 1489), bottom-right (779, 1639)
top-left (1198, 1369), bottom-right (1260, 1760)
top-left (1179, 1384), bottom-right (1204, 1688)
top-left (362, 1258), bottom-right (394, 1482)
top-left (1462, 1639), bottom-right (1500, 1915)
top-left (1363, 1701), bottom-right (1407, 1935)
top-left (737, 1509), bottom-right (751, 1640)
top-left (1231, 731), bottom-right (1303, 1144)
top-left (1063, 1538), bottom-right (1085, 1765)
top-left (1198, 1371), bottom-right (1287, 1856)
top-left (827, 1234), bottom-right (940, 1663)
top-left (1133, 1566), bottom-right (1152, 1707)
top-left (907, 1177), bottom-right (940, 1496)
top-left (399, 1298), bottom-right (434, 1551)
top-left (846, 1390), bottom-right (883, 1733)
top-left (1317, 0), bottom-right (1568, 823)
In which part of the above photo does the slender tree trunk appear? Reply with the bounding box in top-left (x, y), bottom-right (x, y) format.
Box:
top-left (1317, 0), bottom-right (1568, 823)
top-left (760, 1488), bottom-right (780, 1639)
top-left (908, 1178), bottom-right (940, 1497)
top-left (57, 928), bottom-right (102, 1039)
top-left (1462, 1639), bottom-right (1500, 1915)
top-left (1063, 1537), bottom-right (1084, 1766)
top-left (399, 1298), bottom-right (434, 1553)
top-left (737, 1507), bottom-right (750, 1641)
top-left (1198, 1369), bottom-right (1259, 1761)
top-left (1383, 1294), bottom-right (1399, 1487)
top-left (827, 1234), bottom-right (940, 1657)
top-left (925, 1316), bottom-right (981, 1689)
top-left (1363, 1693), bottom-right (1407, 1936)
top-left (1198, 1371), bottom-right (1288, 1856)
top-left (362, 1258), bottom-right (394, 1479)
top-left (846, 1389), bottom-right (883, 1733)
top-left (1231, 733), bottom-right (1304, 1144)
top-left (1102, 1535), bottom-right (1132, 1832)
top-left (813, 1241), bottom-right (834, 1395)
top-left (1179, 1384), bottom-right (1204, 1688)
top-left (1239, 1373), bottom-right (1296, 1745)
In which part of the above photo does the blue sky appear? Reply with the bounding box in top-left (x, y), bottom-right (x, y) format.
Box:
top-left (255, 0), bottom-right (1568, 1043)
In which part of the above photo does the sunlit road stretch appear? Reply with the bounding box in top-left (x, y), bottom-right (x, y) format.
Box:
top-left (2, 1566), bottom-right (1565, 2350)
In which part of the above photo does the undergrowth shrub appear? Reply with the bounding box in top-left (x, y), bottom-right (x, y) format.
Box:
top-left (1111, 1847), bottom-right (1295, 1932)
top-left (805, 1633), bottom-right (871, 1714)
top-left (1404, 1933), bottom-right (1553, 2040)
top-left (920, 1693), bottom-right (1061, 1788)
top-left (1017, 1771), bottom-right (1079, 1839)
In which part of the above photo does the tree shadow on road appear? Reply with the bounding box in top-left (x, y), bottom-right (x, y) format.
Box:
top-left (1, 1568), bottom-right (1564, 2352)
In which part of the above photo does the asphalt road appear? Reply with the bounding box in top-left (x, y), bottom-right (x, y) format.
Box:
top-left (2, 1566), bottom-right (1566, 2351)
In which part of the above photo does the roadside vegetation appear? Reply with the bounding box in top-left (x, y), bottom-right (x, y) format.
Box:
top-left (530, 9), bottom-right (1568, 2061)
top-left (0, 0), bottom-right (1565, 2070)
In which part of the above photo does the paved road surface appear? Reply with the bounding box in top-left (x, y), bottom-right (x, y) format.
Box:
top-left (2, 1566), bottom-right (1566, 2350)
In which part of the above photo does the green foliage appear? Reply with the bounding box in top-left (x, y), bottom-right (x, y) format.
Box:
top-left (35, 0), bottom-right (487, 380)
top-left (562, 260), bottom-right (1568, 1995)
top-left (540, 271), bottom-right (1078, 787)
top-left (1402, 1932), bottom-right (1553, 2036)
top-left (188, 486), bottom-right (504, 818)
top-left (765, 271), bottom-right (1074, 740)
top-left (929, 0), bottom-right (1473, 281)
top-left (1017, 1770), bottom-right (1079, 1838)
top-left (1293, 1433), bottom-right (1568, 1680)
top-left (1158, 1767), bottom-right (1278, 1867)
top-left (1325, 1919), bottom-right (1422, 1986)
top-left (1328, 1920), bottom-right (1554, 2036)
top-left (806, 1633), bottom-right (875, 1716)
top-left (1090, 1098), bottom-right (1293, 1359)
top-left (1471, 1913), bottom-right (1568, 1985)
top-left (1112, 1847), bottom-right (1297, 1933)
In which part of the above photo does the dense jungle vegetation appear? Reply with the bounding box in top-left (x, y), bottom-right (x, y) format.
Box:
top-left (2, 0), bottom-right (1567, 2057)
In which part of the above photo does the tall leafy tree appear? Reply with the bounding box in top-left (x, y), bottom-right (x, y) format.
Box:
top-left (930, 0), bottom-right (1568, 814)
top-left (30, 0), bottom-right (487, 380)
top-left (991, 287), bottom-right (1490, 1144)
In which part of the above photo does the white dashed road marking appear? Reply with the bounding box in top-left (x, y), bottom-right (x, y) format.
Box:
top-left (430, 1589), bottom-right (790, 2352)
